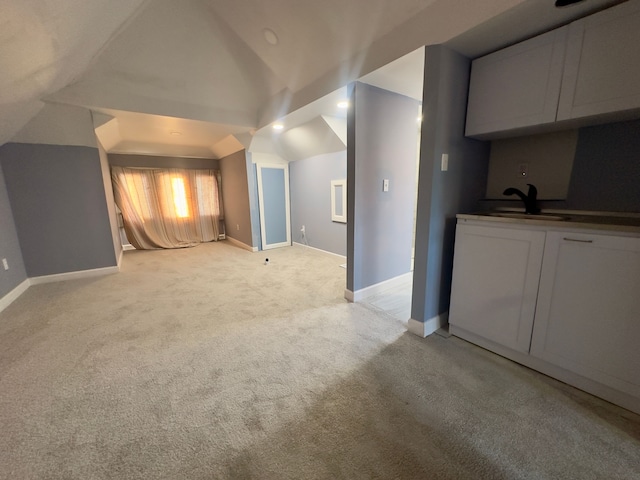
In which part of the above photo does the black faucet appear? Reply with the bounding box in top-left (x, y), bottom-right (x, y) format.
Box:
top-left (503, 183), bottom-right (540, 214)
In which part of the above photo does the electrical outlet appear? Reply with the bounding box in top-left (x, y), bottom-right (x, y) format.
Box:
top-left (2, 258), bottom-right (8, 271)
top-left (301, 225), bottom-right (306, 234)
top-left (518, 163), bottom-right (529, 178)
top-left (236, 224), bottom-right (240, 231)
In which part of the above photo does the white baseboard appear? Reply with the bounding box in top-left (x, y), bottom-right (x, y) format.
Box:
top-left (225, 236), bottom-right (258, 252)
top-left (344, 289), bottom-right (354, 302)
top-left (292, 242), bottom-right (346, 261)
top-left (344, 272), bottom-right (413, 303)
top-left (122, 244), bottom-right (136, 251)
top-left (408, 312), bottom-right (449, 338)
top-left (29, 265), bottom-right (119, 285)
top-left (0, 279), bottom-right (30, 314)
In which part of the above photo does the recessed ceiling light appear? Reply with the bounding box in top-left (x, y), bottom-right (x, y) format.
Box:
top-left (273, 123), bottom-right (284, 131)
top-left (170, 131), bottom-right (182, 136)
top-left (263, 28), bottom-right (279, 46)
top-left (337, 101), bottom-right (349, 109)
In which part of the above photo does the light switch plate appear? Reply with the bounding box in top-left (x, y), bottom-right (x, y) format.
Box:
top-left (441, 154), bottom-right (449, 171)
top-left (383, 179), bottom-right (389, 192)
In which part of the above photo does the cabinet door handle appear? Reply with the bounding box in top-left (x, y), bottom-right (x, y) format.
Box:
top-left (563, 237), bottom-right (593, 243)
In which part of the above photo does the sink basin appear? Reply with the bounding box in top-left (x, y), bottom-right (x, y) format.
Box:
top-left (483, 212), bottom-right (568, 221)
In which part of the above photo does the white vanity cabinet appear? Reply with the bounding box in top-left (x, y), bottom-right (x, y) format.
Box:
top-left (530, 231), bottom-right (640, 401)
top-left (449, 217), bottom-right (640, 414)
top-left (448, 223), bottom-right (545, 353)
top-left (557, 1), bottom-right (640, 122)
top-left (465, 27), bottom-right (567, 138)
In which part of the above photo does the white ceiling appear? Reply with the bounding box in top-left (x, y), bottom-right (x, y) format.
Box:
top-left (0, 0), bottom-right (629, 159)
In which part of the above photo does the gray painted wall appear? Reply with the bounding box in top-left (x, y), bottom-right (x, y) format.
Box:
top-left (347, 82), bottom-right (419, 292)
top-left (1, 143), bottom-right (117, 277)
top-left (0, 159), bottom-right (28, 297)
top-left (486, 130), bottom-right (578, 200)
top-left (109, 154), bottom-right (219, 170)
top-left (565, 119), bottom-right (640, 212)
top-left (219, 150), bottom-right (254, 247)
top-left (98, 141), bottom-right (122, 263)
top-left (289, 151), bottom-right (347, 256)
top-left (482, 118), bottom-right (640, 213)
top-left (411, 46), bottom-right (490, 323)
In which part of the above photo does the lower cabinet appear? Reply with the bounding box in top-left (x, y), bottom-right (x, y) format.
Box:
top-left (449, 219), bottom-right (640, 414)
top-left (449, 224), bottom-right (545, 353)
top-left (530, 231), bottom-right (640, 401)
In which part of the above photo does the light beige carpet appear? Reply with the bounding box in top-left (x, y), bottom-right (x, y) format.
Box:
top-left (0, 242), bottom-right (639, 479)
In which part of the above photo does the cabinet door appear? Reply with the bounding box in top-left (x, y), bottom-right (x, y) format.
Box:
top-left (449, 224), bottom-right (546, 352)
top-left (557, 1), bottom-right (640, 121)
top-left (465, 26), bottom-right (567, 138)
top-left (530, 232), bottom-right (640, 398)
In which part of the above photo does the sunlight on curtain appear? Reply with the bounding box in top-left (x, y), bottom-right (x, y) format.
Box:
top-left (111, 166), bottom-right (222, 249)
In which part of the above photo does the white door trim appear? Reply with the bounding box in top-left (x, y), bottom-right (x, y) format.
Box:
top-left (256, 163), bottom-right (291, 250)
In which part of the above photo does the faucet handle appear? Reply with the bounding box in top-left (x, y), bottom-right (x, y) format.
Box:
top-left (526, 184), bottom-right (540, 213)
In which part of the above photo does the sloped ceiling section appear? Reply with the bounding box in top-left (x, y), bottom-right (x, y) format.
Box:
top-left (272, 116), bottom-right (346, 163)
top-left (206, 0), bottom-right (437, 94)
top-left (4, 0), bottom-right (622, 158)
top-left (47, 0), bottom-right (286, 129)
top-left (0, 0), bottom-right (149, 145)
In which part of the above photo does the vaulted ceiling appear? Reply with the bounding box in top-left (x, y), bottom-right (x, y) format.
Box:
top-left (0, 0), bottom-right (627, 158)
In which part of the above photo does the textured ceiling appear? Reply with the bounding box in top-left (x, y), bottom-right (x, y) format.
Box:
top-left (0, 0), bottom-right (629, 158)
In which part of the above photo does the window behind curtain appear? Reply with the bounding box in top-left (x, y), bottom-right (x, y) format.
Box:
top-left (111, 166), bottom-right (223, 250)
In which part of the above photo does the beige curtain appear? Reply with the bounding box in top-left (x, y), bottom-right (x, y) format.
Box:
top-left (111, 166), bottom-right (223, 249)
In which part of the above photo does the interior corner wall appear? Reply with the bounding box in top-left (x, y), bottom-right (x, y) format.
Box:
top-left (1, 143), bottom-right (117, 277)
top-left (97, 141), bottom-right (122, 263)
top-left (411, 46), bottom-right (490, 324)
top-left (0, 154), bottom-right (27, 297)
top-left (347, 82), bottom-right (419, 292)
top-left (219, 149), bottom-right (254, 247)
top-left (289, 150), bottom-right (347, 256)
top-left (245, 152), bottom-right (262, 250)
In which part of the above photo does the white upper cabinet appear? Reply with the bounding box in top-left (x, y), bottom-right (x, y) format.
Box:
top-left (465, 1), bottom-right (640, 138)
top-left (557, 1), bottom-right (640, 121)
top-left (465, 27), bottom-right (568, 138)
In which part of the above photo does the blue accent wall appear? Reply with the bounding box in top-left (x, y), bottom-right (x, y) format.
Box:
top-left (261, 167), bottom-right (288, 245)
top-left (411, 46), bottom-right (490, 323)
top-left (1, 143), bottom-right (117, 277)
top-left (289, 151), bottom-right (347, 256)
